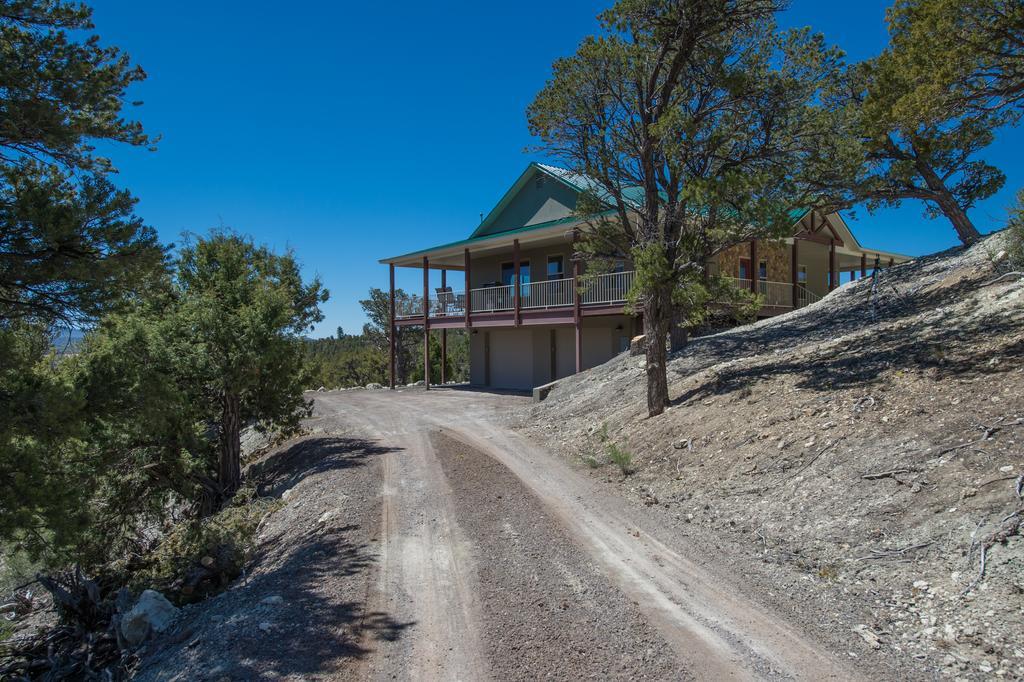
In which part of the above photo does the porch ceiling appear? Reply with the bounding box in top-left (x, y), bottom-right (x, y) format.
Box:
top-left (380, 217), bottom-right (582, 269)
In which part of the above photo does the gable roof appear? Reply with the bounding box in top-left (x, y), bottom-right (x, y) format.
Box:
top-left (470, 162), bottom-right (646, 239)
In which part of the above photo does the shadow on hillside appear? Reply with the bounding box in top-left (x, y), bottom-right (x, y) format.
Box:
top-left (139, 436), bottom-right (412, 680)
top-left (670, 266), bottom-right (1022, 405)
top-left (140, 523), bottom-right (412, 680)
top-left (251, 436), bottom-right (399, 498)
top-left (672, 258), bottom-right (985, 376)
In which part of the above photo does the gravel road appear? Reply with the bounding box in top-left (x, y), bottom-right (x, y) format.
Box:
top-left (139, 386), bottom-right (862, 680)
top-left (311, 387), bottom-right (859, 681)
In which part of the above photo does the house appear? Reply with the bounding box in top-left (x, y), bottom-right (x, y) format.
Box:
top-left (379, 162), bottom-right (910, 391)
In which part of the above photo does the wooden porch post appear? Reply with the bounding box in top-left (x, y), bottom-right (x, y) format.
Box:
top-left (860, 253), bottom-right (867, 278)
top-left (791, 239), bottom-right (799, 308)
top-left (389, 263), bottom-right (396, 389)
top-left (829, 239), bottom-right (837, 291)
top-left (422, 256), bottom-right (430, 390)
top-left (513, 239), bottom-right (521, 326)
top-left (889, 257), bottom-right (895, 268)
top-left (749, 239), bottom-right (758, 293)
top-left (573, 255), bottom-right (582, 373)
top-left (464, 248), bottom-right (472, 328)
top-left (440, 269), bottom-right (447, 385)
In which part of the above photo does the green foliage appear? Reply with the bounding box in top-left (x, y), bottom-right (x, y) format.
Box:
top-left (0, 0), bottom-right (166, 564)
top-left (528, 0), bottom-right (841, 415)
top-left (129, 486), bottom-right (280, 603)
top-left (886, 0), bottom-right (1024, 121)
top-left (806, 0), bottom-right (1018, 245)
top-left (172, 231), bottom-right (327, 496)
top-left (607, 442), bottom-right (634, 476)
top-left (305, 288), bottom-right (470, 390)
top-left (1007, 190), bottom-right (1024, 268)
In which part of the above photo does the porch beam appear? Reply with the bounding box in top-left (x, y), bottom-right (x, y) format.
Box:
top-left (464, 248), bottom-right (472, 328)
top-left (749, 239), bottom-right (758, 293)
top-left (440, 269), bottom-right (447, 386)
top-left (794, 231), bottom-right (844, 247)
top-left (513, 239), bottom-right (521, 327)
top-left (572, 235), bottom-right (582, 374)
top-left (791, 239), bottom-right (799, 308)
top-left (422, 256), bottom-right (430, 390)
top-left (389, 263), bottom-right (396, 389)
top-left (829, 239), bottom-right (837, 292)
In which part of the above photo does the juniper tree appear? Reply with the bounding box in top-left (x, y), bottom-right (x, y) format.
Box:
top-left (0, 0), bottom-right (163, 557)
top-left (806, 51), bottom-right (1007, 246)
top-left (172, 232), bottom-right (327, 498)
top-left (528, 0), bottom-right (841, 416)
top-left (887, 0), bottom-right (1024, 121)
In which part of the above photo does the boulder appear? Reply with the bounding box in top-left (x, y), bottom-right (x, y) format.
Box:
top-left (316, 386), bottom-right (326, 392)
top-left (629, 335), bottom-right (646, 356)
top-left (365, 383), bottom-right (383, 390)
top-left (120, 590), bottom-right (179, 646)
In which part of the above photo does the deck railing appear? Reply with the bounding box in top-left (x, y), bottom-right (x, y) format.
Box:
top-left (581, 270), bottom-right (634, 306)
top-left (394, 270), bottom-right (637, 321)
top-left (721, 277), bottom-right (824, 309)
top-left (394, 270), bottom-right (826, 320)
top-left (470, 283), bottom-right (515, 313)
top-left (521, 278), bottom-right (575, 309)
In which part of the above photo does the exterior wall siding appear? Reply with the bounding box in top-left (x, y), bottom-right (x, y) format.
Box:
top-left (468, 316), bottom-right (632, 390)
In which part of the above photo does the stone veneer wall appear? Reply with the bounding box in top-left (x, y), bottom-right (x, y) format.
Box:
top-left (712, 240), bottom-right (791, 282)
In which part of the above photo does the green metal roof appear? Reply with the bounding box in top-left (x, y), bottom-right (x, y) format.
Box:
top-left (378, 212), bottom-right (610, 264)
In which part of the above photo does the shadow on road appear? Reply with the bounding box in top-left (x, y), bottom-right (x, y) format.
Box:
top-left (251, 436), bottom-right (398, 498)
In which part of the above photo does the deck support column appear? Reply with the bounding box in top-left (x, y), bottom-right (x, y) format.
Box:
top-left (422, 256), bottom-right (430, 390)
top-left (889, 257), bottom-right (895, 268)
top-left (749, 239), bottom-right (758, 293)
top-left (440, 269), bottom-right (447, 386)
top-left (573, 252), bottom-right (582, 374)
top-left (791, 239), bottom-right (799, 307)
top-left (389, 263), bottom-right (396, 389)
top-left (829, 239), bottom-right (837, 292)
top-left (860, 253), bottom-right (867, 278)
top-left (513, 239), bottom-right (521, 326)
top-left (464, 248), bottom-right (472, 328)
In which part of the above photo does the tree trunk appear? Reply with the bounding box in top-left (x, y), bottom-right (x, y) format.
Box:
top-left (935, 195), bottom-right (981, 245)
top-left (669, 306), bottom-right (689, 353)
top-left (916, 160), bottom-right (982, 245)
top-left (219, 392), bottom-right (242, 498)
top-left (644, 283), bottom-right (672, 417)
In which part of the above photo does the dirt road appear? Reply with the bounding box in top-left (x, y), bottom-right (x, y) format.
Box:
top-left (139, 387), bottom-right (863, 680)
top-left (312, 387), bottom-right (859, 681)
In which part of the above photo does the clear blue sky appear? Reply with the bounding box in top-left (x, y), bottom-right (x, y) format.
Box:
top-left (90, 0), bottom-right (1023, 337)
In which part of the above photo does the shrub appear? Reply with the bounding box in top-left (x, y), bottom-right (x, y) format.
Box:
top-left (607, 443), bottom-right (634, 476)
top-left (1007, 189), bottom-right (1024, 268)
top-left (127, 486), bottom-right (281, 603)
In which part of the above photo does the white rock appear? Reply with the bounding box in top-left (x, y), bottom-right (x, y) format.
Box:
top-left (261, 595), bottom-right (284, 606)
top-left (259, 621), bottom-right (273, 633)
top-left (120, 590), bottom-right (179, 646)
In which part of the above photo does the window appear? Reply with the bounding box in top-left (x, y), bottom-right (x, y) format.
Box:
top-left (759, 260), bottom-right (768, 281)
top-left (501, 261), bottom-right (530, 293)
top-left (798, 265), bottom-right (807, 284)
top-left (547, 255), bottom-right (564, 279)
top-left (612, 259), bottom-right (626, 273)
top-left (739, 257), bottom-right (751, 281)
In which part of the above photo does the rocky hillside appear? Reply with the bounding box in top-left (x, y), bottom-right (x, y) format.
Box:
top-left (516, 233), bottom-right (1024, 679)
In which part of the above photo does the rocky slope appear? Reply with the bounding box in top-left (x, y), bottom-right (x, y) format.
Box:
top-left (515, 233), bottom-right (1024, 679)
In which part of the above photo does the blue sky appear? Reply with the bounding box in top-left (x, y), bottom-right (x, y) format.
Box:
top-left (89, 0), bottom-right (1023, 337)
